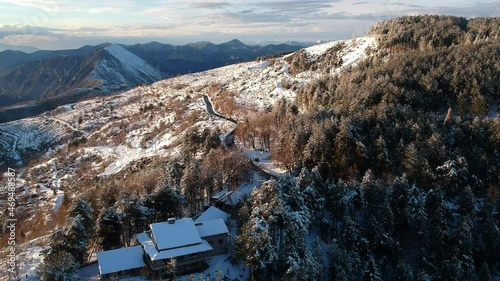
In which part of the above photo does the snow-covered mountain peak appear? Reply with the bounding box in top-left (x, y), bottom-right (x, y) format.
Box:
top-left (93, 43), bottom-right (163, 84)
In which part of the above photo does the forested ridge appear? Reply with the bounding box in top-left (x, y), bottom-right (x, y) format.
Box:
top-left (234, 16), bottom-right (500, 280)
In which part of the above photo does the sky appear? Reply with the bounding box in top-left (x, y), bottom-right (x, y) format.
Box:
top-left (0, 0), bottom-right (498, 50)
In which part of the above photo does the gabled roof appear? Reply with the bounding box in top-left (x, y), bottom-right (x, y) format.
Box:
top-left (97, 245), bottom-right (146, 275)
top-left (195, 218), bottom-right (229, 238)
top-left (150, 218), bottom-right (202, 251)
top-left (194, 206), bottom-right (230, 223)
top-left (219, 190), bottom-right (245, 206)
top-left (211, 189), bottom-right (229, 200)
top-left (137, 232), bottom-right (213, 261)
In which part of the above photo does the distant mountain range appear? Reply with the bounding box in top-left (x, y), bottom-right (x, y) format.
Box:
top-left (0, 39), bottom-right (302, 123)
top-left (0, 43), bottom-right (39, 53)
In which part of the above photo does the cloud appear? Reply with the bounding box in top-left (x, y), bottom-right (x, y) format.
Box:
top-left (252, 0), bottom-right (336, 13)
top-left (1, 0), bottom-right (498, 50)
top-left (436, 1), bottom-right (500, 17)
top-left (88, 7), bottom-right (126, 14)
top-left (191, 1), bottom-right (230, 9)
top-left (0, 24), bottom-right (61, 39)
top-left (315, 12), bottom-right (380, 21)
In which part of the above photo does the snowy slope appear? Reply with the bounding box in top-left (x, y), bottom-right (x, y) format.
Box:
top-left (1, 36), bottom-right (378, 171)
top-left (91, 44), bottom-right (162, 85)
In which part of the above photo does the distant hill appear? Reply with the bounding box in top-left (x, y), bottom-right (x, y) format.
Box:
top-left (0, 40), bottom-right (302, 122)
top-left (0, 43), bottom-right (39, 53)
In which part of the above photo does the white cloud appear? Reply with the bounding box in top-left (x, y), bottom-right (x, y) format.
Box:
top-left (0, 0), bottom-right (497, 49)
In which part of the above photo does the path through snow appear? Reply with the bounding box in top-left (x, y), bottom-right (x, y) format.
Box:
top-left (0, 129), bottom-right (21, 160)
top-left (47, 117), bottom-right (88, 136)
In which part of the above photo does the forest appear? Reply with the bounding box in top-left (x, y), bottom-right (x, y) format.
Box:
top-left (234, 15), bottom-right (500, 280)
top-left (33, 15), bottom-right (499, 280)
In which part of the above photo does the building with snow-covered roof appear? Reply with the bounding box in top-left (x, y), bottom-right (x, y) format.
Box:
top-left (97, 216), bottom-right (230, 278)
top-left (97, 245), bottom-right (146, 280)
top-left (150, 218), bottom-right (203, 250)
top-left (195, 218), bottom-right (230, 256)
top-left (139, 217), bottom-right (229, 276)
top-left (194, 206), bottom-right (230, 223)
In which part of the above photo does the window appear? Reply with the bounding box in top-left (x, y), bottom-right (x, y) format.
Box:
top-left (218, 239), bottom-right (224, 244)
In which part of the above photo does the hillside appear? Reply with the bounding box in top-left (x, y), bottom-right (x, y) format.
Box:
top-left (0, 40), bottom-right (302, 123)
top-left (0, 15), bottom-right (499, 281)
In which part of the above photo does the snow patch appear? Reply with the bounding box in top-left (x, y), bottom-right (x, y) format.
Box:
top-left (104, 44), bottom-right (162, 81)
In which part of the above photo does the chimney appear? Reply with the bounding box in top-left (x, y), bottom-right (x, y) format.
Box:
top-left (167, 218), bottom-right (176, 224)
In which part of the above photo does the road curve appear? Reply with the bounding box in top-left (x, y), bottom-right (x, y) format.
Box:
top-left (202, 95), bottom-right (237, 148)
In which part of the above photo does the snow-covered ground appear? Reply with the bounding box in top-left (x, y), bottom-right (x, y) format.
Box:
top-left (176, 254), bottom-right (249, 281)
top-left (242, 149), bottom-right (289, 178)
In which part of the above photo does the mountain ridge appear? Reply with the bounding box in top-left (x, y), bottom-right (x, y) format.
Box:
top-left (0, 39), bottom-right (303, 123)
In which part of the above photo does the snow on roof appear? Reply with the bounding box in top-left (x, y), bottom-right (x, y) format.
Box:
top-left (194, 206), bottom-right (229, 223)
top-left (195, 219), bottom-right (229, 238)
top-left (211, 189), bottom-right (229, 200)
top-left (220, 190), bottom-right (245, 206)
top-left (150, 218), bottom-right (202, 251)
top-left (137, 232), bottom-right (213, 261)
top-left (97, 245), bottom-right (146, 275)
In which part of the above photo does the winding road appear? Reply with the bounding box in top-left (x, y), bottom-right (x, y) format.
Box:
top-left (0, 129), bottom-right (21, 160)
top-left (202, 95), bottom-right (237, 148)
top-left (201, 95), bottom-right (277, 179)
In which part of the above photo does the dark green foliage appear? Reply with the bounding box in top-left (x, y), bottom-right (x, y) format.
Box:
top-left (67, 198), bottom-right (95, 231)
top-left (286, 16), bottom-right (499, 194)
top-left (181, 127), bottom-right (221, 156)
top-left (393, 259), bottom-right (413, 281)
top-left (145, 182), bottom-right (185, 222)
top-left (37, 250), bottom-right (79, 281)
top-left (479, 263), bottom-right (493, 281)
top-left (64, 216), bottom-right (91, 264)
top-left (97, 207), bottom-right (123, 250)
top-left (369, 15), bottom-right (468, 50)
top-left (235, 15), bottom-right (500, 281)
top-left (116, 196), bottom-right (151, 246)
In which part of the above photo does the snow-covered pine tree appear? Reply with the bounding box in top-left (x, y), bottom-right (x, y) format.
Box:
top-left (37, 251), bottom-right (79, 281)
top-left (363, 256), bottom-right (382, 281)
top-left (67, 198), bottom-right (95, 232)
top-left (64, 215), bottom-right (91, 264)
top-left (97, 207), bottom-right (123, 250)
top-left (147, 181), bottom-right (184, 222)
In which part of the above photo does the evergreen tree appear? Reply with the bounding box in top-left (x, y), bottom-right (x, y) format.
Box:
top-left (424, 188), bottom-right (448, 260)
top-left (363, 256), bottom-right (382, 281)
top-left (147, 182), bottom-right (184, 222)
top-left (454, 216), bottom-right (474, 280)
top-left (393, 259), bottom-right (413, 281)
top-left (67, 198), bottom-right (95, 232)
top-left (97, 207), bottom-right (123, 250)
top-left (458, 186), bottom-right (475, 216)
top-left (407, 184), bottom-right (427, 242)
top-left (64, 215), bottom-right (91, 264)
top-left (235, 180), bottom-right (281, 279)
top-left (37, 251), bottom-right (79, 281)
top-left (117, 196), bottom-right (151, 246)
top-left (310, 238), bottom-right (324, 281)
top-left (390, 175), bottom-right (411, 233)
top-left (479, 263), bottom-right (492, 281)
top-left (180, 161), bottom-right (203, 215)
top-left (474, 203), bottom-right (500, 269)
top-left (330, 245), bottom-right (360, 281)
